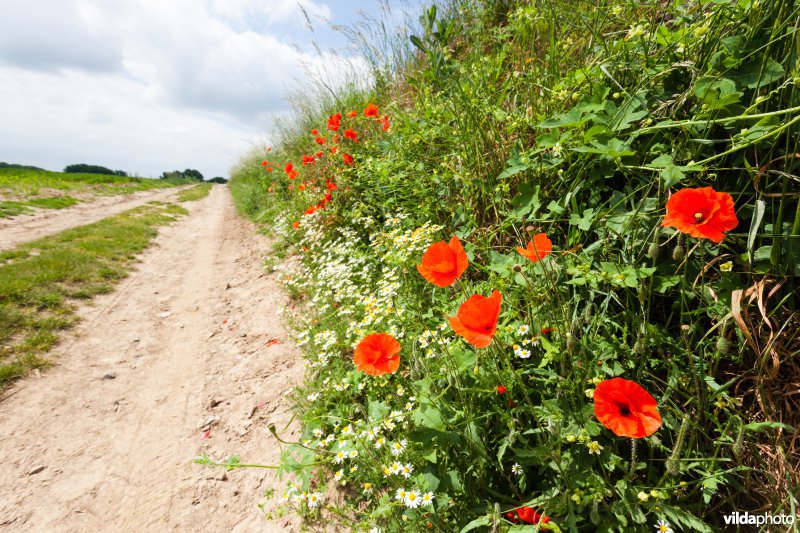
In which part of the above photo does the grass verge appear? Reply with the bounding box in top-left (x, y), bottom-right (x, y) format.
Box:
top-left (0, 202), bottom-right (187, 386)
top-left (177, 182), bottom-right (213, 202)
top-left (0, 196), bottom-right (80, 218)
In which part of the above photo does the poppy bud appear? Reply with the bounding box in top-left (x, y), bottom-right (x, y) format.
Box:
top-left (566, 333), bottom-right (578, 353)
top-left (672, 244), bottom-right (685, 261)
top-left (647, 242), bottom-right (660, 260)
top-left (633, 340), bottom-right (645, 354)
top-left (666, 416), bottom-right (689, 477)
top-left (512, 264), bottom-right (522, 272)
top-left (715, 336), bottom-right (730, 354)
top-left (732, 426), bottom-right (745, 458)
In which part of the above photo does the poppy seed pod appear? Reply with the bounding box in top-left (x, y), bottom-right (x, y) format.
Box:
top-left (647, 242), bottom-right (660, 260)
top-left (672, 244), bottom-right (685, 261)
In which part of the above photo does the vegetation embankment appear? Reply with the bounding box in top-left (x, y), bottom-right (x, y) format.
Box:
top-left (0, 202), bottom-right (187, 385)
top-left (228, 0), bottom-right (799, 531)
top-left (177, 182), bottom-right (214, 202)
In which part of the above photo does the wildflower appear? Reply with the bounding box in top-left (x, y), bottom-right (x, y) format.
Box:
top-left (720, 260), bottom-right (733, 272)
top-left (349, 450), bottom-right (358, 459)
top-left (260, 161), bottom-right (268, 166)
top-left (416, 236), bottom-right (469, 287)
top-left (343, 153), bottom-right (354, 166)
top-left (327, 113), bottom-right (341, 131)
top-left (400, 463), bottom-right (414, 478)
top-left (284, 162), bottom-right (294, 174)
top-left (341, 424), bottom-right (354, 436)
top-left (374, 436), bottom-right (385, 449)
top-left (638, 491), bottom-right (649, 502)
top-left (312, 428), bottom-right (324, 438)
top-left (655, 518), bottom-right (674, 533)
top-left (593, 377), bottom-right (662, 438)
top-left (381, 115), bottom-right (390, 131)
top-left (334, 451), bottom-right (347, 464)
top-left (517, 233), bottom-right (553, 263)
top-left (363, 482), bottom-right (373, 494)
top-left (661, 187), bottom-right (738, 243)
top-left (507, 506), bottom-right (550, 525)
top-left (353, 333), bottom-right (401, 376)
top-left (497, 385), bottom-right (507, 395)
top-left (517, 324), bottom-right (530, 335)
top-left (448, 290), bottom-right (502, 348)
top-left (334, 469), bottom-right (343, 482)
top-left (292, 221), bottom-right (300, 229)
top-left (347, 110), bottom-right (357, 118)
top-left (565, 434), bottom-right (577, 443)
top-left (344, 129), bottom-right (359, 141)
top-left (315, 136), bottom-right (325, 145)
top-left (389, 461), bottom-right (402, 475)
top-left (585, 388), bottom-right (594, 399)
top-left (511, 463), bottom-right (523, 475)
top-left (396, 385), bottom-right (405, 397)
top-left (307, 492), bottom-right (322, 508)
top-left (587, 441), bottom-right (603, 454)
top-left (421, 492), bottom-right (434, 506)
top-left (389, 440), bottom-right (407, 458)
top-left (404, 490), bottom-right (422, 509)
top-left (364, 103), bottom-right (379, 117)
top-left (395, 488), bottom-right (407, 501)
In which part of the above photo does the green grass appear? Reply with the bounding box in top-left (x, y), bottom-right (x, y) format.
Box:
top-left (0, 202), bottom-right (187, 386)
top-left (177, 182), bottom-right (213, 202)
top-left (0, 168), bottom-right (191, 197)
top-left (0, 196), bottom-right (81, 218)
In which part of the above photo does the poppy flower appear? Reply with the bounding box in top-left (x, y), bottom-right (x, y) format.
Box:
top-left (517, 507), bottom-right (550, 525)
top-left (292, 221), bottom-right (299, 229)
top-left (302, 154), bottom-right (315, 166)
top-left (353, 333), bottom-right (401, 376)
top-left (497, 385), bottom-right (506, 395)
top-left (324, 192), bottom-right (331, 202)
top-left (364, 103), bottom-right (379, 117)
top-left (284, 162), bottom-right (294, 174)
top-left (265, 167), bottom-right (273, 172)
top-left (304, 206), bottom-right (316, 215)
top-left (287, 170), bottom-right (298, 180)
top-left (327, 181), bottom-right (337, 191)
top-left (347, 110), bottom-right (357, 118)
top-left (449, 290), bottom-right (502, 348)
top-left (315, 151), bottom-right (323, 158)
top-left (311, 128), bottom-right (319, 135)
top-left (343, 153), bottom-right (354, 166)
top-left (517, 233), bottom-right (553, 263)
top-left (417, 236), bottom-right (468, 287)
top-left (261, 161), bottom-right (268, 166)
top-left (661, 186), bottom-right (738, 243)
top-left (315, 136), bottom-right (325, 145)
top-left (327, 113), bottom-right (341, 131)
top-left (267, 147), bottom-right (272, 152)
top-left (330, 146), bottom-right (338, 155)
top-left (344, 129), bottom-right (358, 141)
top-left (593, 377), bottom-right (662, 438)
top-left (381, 115), bottom-right (390, 131)
top-left (298, 183), bottom-right (306, 191)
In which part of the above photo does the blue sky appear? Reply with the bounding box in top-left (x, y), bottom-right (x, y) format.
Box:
top-left (0, 0), bottom-right (422, 179)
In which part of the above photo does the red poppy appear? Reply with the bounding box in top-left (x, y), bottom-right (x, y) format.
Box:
top-left (449, 290), bottom-right (502, 348)
top-left (327, 181), bottom-right (337, 191)
top-left (292, 221), bottom-right (299, 229)
top-left (517, 233), bottom-right (553, 263)
top-left (311, 128), bottom-right (318, 135)
top-left (267, 147), bottom-right (272, 152)
top-left (304, 206), bottom-right (316, 215)
top-left (353, 333), bottom-right (401, 376)
top-left (330, 145), bottom-right (338, 155)
top-left (260, 160), bottom-right (268, 166)
top-left (344, 129), bottom-right (358, 141)
top-left (381, 115), bottom-right (390, 131)
top-left (327, 113), bottom-right (341, 131)
top-left (593, 377), bottom-right (662, 438)
top-left (298, 183), bottom-right (306, 191)
top-left (315, 136), bottom-right (325, 145)
top-left (347, 110), bottom-right (357, 118)
top-left (343, 153), bottom-right (354, 166)
top-left (510, 507), bottom-right (550, 525)
top-left (324, 192), bottom-right (331, 202)
top-left (265, 167), bottom-right (273, 172)
top-left (497, 385), bottom-right (506, 395)
top-left (315, 151), bottom-right (323, 158)
top-left (661, 186), bottom-right (738, 243)
top-left (541, 327), bottom-right (552, 335)
top-left (287, 170), bottom-right (298, 180)
top-left (364, 103), bottom-right (379, 117)
top-left (302, 154), bottom-right (315, 166)
top-left (417, 236), bottom-right (468, 287)
top-left (284, 162), bottom-right (294, 174)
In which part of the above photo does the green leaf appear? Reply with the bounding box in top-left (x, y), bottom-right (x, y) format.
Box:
top-left (743, 421), bottom-right (794, 432)
top-left (460, 516), bottom-right (491, 533)
top-left (662, 506), bottom-right (715, 533)
top-left (412, 402), bottom-right (446, 431)
top-left (368, 400), bottom-right (390, 422)
top-left (747, 199), bottom-right (765, 265)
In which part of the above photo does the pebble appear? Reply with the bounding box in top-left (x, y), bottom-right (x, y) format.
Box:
top-left (103, 372), bottom-right (117, 380)
top-left (29, 465), bottom-right (46, 476)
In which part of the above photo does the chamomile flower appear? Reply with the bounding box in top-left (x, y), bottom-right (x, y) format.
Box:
top-left (363, 482), bottom-right (373, 494)
top-left (307, 392), bottom-right (320, 401)
top-left (341, 424), bottom-right (354, 436)
top-left (391, 439), bottom-right (407, 456)
top-left (389, 461), bottom-right (402, 475)
top-left (404, 490), bottom-right (422, 508)
top-left (348, 450), bottom-right (359, 459)
top-left (654, 518), bottom-right (673, 533)
top-left (400, 463), bottom-right (414, 478)
top-left (312, 428), bottom-right (324, 438)
top-left (517, 325), bottom-right (530, 335)
top-left (405, 402), bottom-right (414, 411)
top-left (307, 492), bottom-right (322, 508)
top-left (421, 492), bottom-right (434, 506)
top-left (511, 463), bottom-right (523, 475)
top-left (374, 437), bottom-right (386, 449)
top-left (333, 451), bottom-right (347, 464)
top-left (334, 469), bottom-right (344, 482)
top-left (395, 488), bottom-right (407, 501)
top-left (396, 385), bottom-right (405, 397)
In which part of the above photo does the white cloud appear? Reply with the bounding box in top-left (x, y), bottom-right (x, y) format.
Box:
top-left (0, 0), bottom-right (368, 178)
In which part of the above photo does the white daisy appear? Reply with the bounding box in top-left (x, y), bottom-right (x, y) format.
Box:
top-left (374, 436), bottom-right (386, 449)
top-left (307, 492), bottom-right (322, 508)
top-left (421, 492), bottom-right (434, 506)
top-left (391, 439), bottom-right (407, 456)
top-left (404, 490), bottom-right (422, 508)
top-left (517, 325), bottom-right (530, 335)
top-left (334, 469), bottom-right (343, 482)
top-left (395, 488), bottom-right (407, 501)
top-left (363, 482), bottom-right (373, 494)
top-left (654, 519), bottom-right (673, 533)
top-left (400, 463), bottom-right (414, 478)
top-left (511, 463), bottom-right (523, 475)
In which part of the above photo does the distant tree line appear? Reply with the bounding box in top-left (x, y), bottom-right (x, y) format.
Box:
top-left (0, 162), bottom-right (45, 171)
top-left (209, 176), bottom-right (228, 184)
top-left (160, 168), bottom-right (205, 181)
top-left (64, 163), bottom-right (128, 176)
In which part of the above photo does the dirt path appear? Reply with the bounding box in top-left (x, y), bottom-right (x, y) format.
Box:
top-left (0, 186), bottom-right (188, 251)
top-left (0, 186), bottom-right (303, 532)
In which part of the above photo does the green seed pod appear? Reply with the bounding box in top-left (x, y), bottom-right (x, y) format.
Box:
top-left (716, 336), bottom-right (730, 355)
top-left (666, 416), bottom-right (690, 477)
top-left (672, 244), bottom-right (685, 261)
top-left (633, 340), bottom-right (645, 355)
top-left (647, 242), bottom-right (660, 260)
top-left (566, 333), bottom-right (578, 353)
top-left (732, 426), bottom-right (745, 458)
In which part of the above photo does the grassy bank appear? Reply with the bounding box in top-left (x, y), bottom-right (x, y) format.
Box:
top-left (0, 202), bottom-right (187, 385)
top-left (228, 0), bottom-right (799, 531)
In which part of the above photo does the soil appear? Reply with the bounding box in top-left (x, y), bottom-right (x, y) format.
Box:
top-left (0, 186), bottom-right (305, 532)
top-left (0, 186), bottom-right (189, 251)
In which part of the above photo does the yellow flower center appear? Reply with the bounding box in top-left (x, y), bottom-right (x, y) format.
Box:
top-left (694, 212), bottom-right (704, 222)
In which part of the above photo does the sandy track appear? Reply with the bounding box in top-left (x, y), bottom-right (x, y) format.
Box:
top-left (0, 186), bottom-right (303, 532)
top-left (0, 186), bottom-right (188, 251)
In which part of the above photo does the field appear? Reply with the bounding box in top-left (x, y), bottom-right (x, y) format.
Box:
top-left (226, 0), bottom-right (800, 531)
